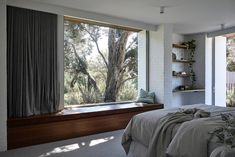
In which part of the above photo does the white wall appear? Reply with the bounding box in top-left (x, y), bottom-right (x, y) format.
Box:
top-left (149, 24), bottom-right (173, 108)
top-left (182, 34), bottom-right (206, 105)
top-left (7, 0), bottom-right (157, 31)
top-left (205, 37), bottom-right (212, 105)
top-left (215, 36), bottom-right (226, 107)
top-left (0, 0), bottom-right (7, 151)
top-left (149, 29), bottom-right (164, 104)
top-left (172, 34), bottom-right (185, 106)
top-left (149, 26), bottom-right (206, 108)
top-left (164, 25), bottom-right (173, 108)
top-left (186, 34), bottom-right (206, 89)
top-left (138, 31), bottom-right (147, 91)
top-left (171, 34), bottom-right (206, 106)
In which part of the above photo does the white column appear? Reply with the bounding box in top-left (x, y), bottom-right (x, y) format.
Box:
top-left (205, 37), bottom-right (213, 105)
top-left (215, 36), bottom-right (226, 107)
top-left (149, 24), bottom-right (173, 108)
top-left (138, 30), bottom-right (147, 91)
top-left (164, 24), bottom-right (173, 108)
top-left (0, 0), bottom-right (7, 151)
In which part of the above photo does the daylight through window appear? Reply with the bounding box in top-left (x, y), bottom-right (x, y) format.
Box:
top-left (64, 18), bottom-right (139, 106)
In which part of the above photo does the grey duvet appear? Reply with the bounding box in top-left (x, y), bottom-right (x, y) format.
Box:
top-left (122, 104), bottom-right (235, 157)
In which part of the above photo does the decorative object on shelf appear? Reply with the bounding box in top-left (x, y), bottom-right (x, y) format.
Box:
top-left (178, 85), bottom-right (186, 91)
top-left (172, 40), bottom-right (197, 89)
top-left (173, 71), bottom-right (191, 77)
top-left (173, 59), bottom-right (195, 63)
top-left (172, 53), bottom-right (176, 60)
top-left (209, 114), bottom-right (235, 157)
top-left (160, 6), bottom-right (165, 14)
top-left (186, 40), bottom-right (196, 88)
top-left (173, 88), bottom-right (205, 93)
top-left (175, 85), bottom-right (191, 91)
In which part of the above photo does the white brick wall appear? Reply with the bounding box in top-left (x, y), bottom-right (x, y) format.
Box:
top-left (0, 0), bottom-right (7, 151)
top-left (149, 26), bottom-right (165, 104)
top-left (149, 25), bottom-right (173, 108)
top-left (172, 34), bottom-right (185, 106)
top-left (149, 29), bottom-right (206, 108)
top-left (163, 25), bottom-right (173, 108)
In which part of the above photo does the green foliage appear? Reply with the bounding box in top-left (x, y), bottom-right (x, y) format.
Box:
top-left (227, 60), bottom-right (235, 72)
top-left (227, 38), bottom-right (235, 72)
top-left (182, 40), bottom-right (196, 51)
top-left (227, 89), bottom-right (235, 107)
top-left (182, 40), bottom-right (196, 88)
top-left (64, 20), bottom-right (138, 105)
top-left (118, 80), bottom-right (138, 101)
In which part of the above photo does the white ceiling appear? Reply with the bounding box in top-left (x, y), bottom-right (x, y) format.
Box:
top-left (32, 0), bottom-right (235, 34)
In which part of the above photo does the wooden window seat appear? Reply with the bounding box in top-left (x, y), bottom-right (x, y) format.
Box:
top-left (7, 103), bottom-right (163, 149)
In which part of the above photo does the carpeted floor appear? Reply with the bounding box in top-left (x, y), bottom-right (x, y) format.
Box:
top-left (0, 130), bottom-right (127, 157)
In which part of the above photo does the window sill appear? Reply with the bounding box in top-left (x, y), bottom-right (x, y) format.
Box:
top-left (8, 103), bottom-right (163, 127)
top-left (7, 102), bottom-right (163, 149)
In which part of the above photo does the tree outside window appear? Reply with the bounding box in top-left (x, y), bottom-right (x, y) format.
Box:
top-left (64, 20), bottom-right (138, 106)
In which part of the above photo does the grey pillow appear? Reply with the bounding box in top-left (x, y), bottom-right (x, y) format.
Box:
top-left (136, 89), bottom-right (155, 104)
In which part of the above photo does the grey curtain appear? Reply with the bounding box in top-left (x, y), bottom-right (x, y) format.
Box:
top-left (7, 6), bottom-right (60, 118)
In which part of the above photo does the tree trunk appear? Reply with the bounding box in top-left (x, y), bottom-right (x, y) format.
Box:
top-left (104, 29), bottom-right (130, 102)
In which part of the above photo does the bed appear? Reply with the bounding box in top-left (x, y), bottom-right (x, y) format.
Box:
top-left (121, 104), bottom-right (235, 157)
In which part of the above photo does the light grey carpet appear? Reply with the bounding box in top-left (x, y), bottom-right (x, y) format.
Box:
top-left (0, 130), bottom-right (127, 157)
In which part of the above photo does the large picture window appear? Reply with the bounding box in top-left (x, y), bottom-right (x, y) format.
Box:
top-left (64, 18), bottom-right (139, 106)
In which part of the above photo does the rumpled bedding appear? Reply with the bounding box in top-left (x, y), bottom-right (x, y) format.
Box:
top-left (166, 116), bottom-right (223, 157)
top-left (147, 108), bottom-right (210, 157)
top-left (121, 104), bottom-right (235, 157)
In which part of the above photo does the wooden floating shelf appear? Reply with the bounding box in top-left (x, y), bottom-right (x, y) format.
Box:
top-left (172, 44), bottom-right (188, 49)
top-left (173, 74), bottom-right (192, 77)
top-left (173, 59), bottom-right (195, 63)
top-left (173, 89), bottom-right (205, 93)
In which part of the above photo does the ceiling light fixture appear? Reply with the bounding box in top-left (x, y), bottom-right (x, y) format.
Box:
top-left (221, 24), bottom-right (225, 30)
top-left (160, 6), bottom-right (165, 14)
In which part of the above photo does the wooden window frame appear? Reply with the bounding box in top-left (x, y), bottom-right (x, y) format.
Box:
top-left (64, 16), bottom-right (142, 32)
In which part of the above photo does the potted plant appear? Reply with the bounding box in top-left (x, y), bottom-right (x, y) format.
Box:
top-left (181, 40), bottom-right (196, 88)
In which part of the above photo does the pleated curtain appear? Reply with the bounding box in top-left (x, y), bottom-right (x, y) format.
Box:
top-left (7, 6), bottom-right (60, 118)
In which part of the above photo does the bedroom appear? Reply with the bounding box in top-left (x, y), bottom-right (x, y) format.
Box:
top-left (1, 0), bottom-right (235, 157)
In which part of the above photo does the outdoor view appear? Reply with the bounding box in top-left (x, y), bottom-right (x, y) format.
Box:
top-left (226, 35), bottom-right (235, 107)
top-left (64, 19), bottom-right (138, 106)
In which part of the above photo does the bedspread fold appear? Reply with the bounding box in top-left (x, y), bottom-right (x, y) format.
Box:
top-left (147, 109), bottom-right (210, 157)
top-left (121, 104), bottom-right (235, 157)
